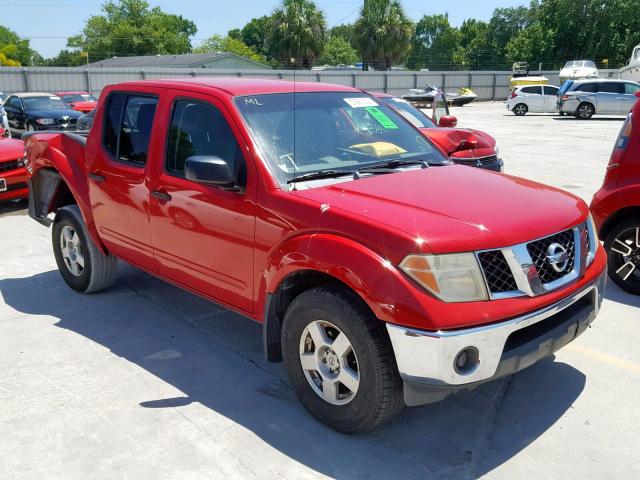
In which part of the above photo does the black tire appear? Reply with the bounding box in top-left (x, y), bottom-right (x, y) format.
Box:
top-left (281, 286), bottom-right (404, 434)
top-left (604, 219), bottom-right (640, 295)
top-left (575, 102), bottom-right (595, 119)
top-left (52, 205), bottom-right (117, 293)
top-left (512, 103), bottom-right (528, 116)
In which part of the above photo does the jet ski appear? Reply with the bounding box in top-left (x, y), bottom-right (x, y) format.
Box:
top-left (445, 87), bottom-right (477, 106)
top-left (402, 85), bottom-right (439, 106)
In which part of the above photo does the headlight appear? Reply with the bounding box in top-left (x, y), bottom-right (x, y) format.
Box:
top-left (399, 253), bottom-right (489, 302)
top-left (35, 118), bottom-right (55, 125)
top-left (586, 213), bottom-right (599, 266)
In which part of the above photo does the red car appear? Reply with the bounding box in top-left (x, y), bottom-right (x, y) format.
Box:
top-left (371, 92), bottom-right (503, 172)
top-left (55, 91), bottom-right (98, 113)
top-left (0, 126), bottom-right (27, 201)
top-left (26, 78), bottom-right (605, 433)
top-left (591, 91), bottom-right (640, 294)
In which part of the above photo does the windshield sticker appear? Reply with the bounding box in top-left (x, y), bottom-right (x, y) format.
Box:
top-left (243, 97), bottom-right (263, 106)
top-left (344, 97), bottom-right (379, 108)
top-left (50, 96), bottom-right (61, 100)
top-left (392, 97), bottom-right (409, 103)
top-left (364, 106), bottom-right (399, 129)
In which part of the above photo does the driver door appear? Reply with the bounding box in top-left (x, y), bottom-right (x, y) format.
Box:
top-left (148, 92), bottom-right (256, 313)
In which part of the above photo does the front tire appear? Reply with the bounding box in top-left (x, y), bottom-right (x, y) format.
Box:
top-left (604, 220), bottom-right (640, 295)
top-left (513, 103), bottom-right (528, 116)
top-left (281, 286), bottom-right (403, 433)
top-left (575, 102), bottom-right (595, 119)
top-left (52, 205), bottom-right (117, 293)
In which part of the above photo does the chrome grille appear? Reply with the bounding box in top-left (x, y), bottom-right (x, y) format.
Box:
top-left (478, 250), bottom-right (518, 293)
top-left (526, 229), bottom-right (576, 283)
top-left (453, 155), bottom-right (498, 166)
top-left (0, 159), bottom-right (22, 173)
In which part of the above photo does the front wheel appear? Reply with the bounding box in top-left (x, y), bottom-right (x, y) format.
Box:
top-left (281, 286), bottom-right (403, 433)
top-left (604, 220), bottom-right (640, 295)
top-left (512, 103), bottom-right (528, 116)
top-left (52, 205), bottom-right (118, 293)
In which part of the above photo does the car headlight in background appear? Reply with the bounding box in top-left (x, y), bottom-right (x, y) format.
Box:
top-left (35, 118), bottom-right (55, 125)
top-left (399, 253), bottom-right (489, 302)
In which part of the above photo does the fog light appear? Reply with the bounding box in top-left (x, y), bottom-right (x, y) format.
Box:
top-left (454, 347), bottom-right (479, 375)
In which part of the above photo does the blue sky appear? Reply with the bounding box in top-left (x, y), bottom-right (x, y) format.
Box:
top-left (9, 0), bottom-right (528, 58)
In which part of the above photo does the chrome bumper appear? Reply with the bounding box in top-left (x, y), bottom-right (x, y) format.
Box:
top-left (386, 271), bottom-right (605, 394)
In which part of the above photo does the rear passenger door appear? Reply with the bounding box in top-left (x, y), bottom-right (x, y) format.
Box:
top-left (520, 86), bottom-right (544, 112)
top-left (597, 82), bottom-right (624, 114)
top-left (622, 83), bottom-right (640, 114)
top-left (87, 90), bottom-right (161, 271)
top-left (542, 86), bottom-right (559, 112)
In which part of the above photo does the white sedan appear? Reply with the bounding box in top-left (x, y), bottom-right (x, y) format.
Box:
top-left (506, 84), bottom-right (560, 115)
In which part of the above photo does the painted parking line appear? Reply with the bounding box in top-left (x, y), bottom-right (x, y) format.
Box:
top-left (567, 343), bottom-right (640, 375)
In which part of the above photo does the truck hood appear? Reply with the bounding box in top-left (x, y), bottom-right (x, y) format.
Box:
top-left (295, 165), bottom-right (587, 254)
top-left (420, 127), bottom-right (496, 157)
top-left (0, 137), bottom-right (25, 160)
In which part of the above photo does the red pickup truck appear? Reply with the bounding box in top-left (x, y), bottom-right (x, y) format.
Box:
top-left (25, 78), bottom-right (606, 433)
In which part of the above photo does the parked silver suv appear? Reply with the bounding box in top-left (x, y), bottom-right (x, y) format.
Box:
top-left (557, 79), bottom-right (640, 118)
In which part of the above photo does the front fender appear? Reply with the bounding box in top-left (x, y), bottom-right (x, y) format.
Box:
top-left (261, 233), bottom-right (433, 328)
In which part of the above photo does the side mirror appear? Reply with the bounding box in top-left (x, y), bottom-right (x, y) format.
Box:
top-left (439, 115), bottom-right (458, 128)
top-left (185, 156), bottom-right (238, 190)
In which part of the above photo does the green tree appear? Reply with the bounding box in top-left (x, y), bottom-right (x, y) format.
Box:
top-left (194, 35), bottom-right (267, 64)
top-left (353, 0), bottom-right (414, 70)
top-left (43, 49), bottom-right (88, 67)
top-left (0, 26), bottom-right (38, 66)
top-left (486, 6), bottom-right (532, 66)
top-left (228, 28), bottom-right (242, 40)
top-left (407, 14), bottom-right (459, 70)
top-left (453, 19), bottom-right (492, 69)
top-left (67, 0), bottom-right (197, 62)
top-left (319, 36), bottom-right (358, 65)
top-left (330, 24), bottom-right (356, 48)
top-left (241, 16), bottom-right (273, 58)
top-left (269, 0), bottom-right (327, 68)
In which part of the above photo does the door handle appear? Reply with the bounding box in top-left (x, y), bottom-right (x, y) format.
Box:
top-left (88, 172), bottom-right (105, 183)
top-left (152, 190), bottom-right (172, 202)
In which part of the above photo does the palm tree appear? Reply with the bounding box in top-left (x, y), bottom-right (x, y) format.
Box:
top-left (354, 0), bottom-right (414, 70)
top-left (269, 0), bottom-right (327, 69)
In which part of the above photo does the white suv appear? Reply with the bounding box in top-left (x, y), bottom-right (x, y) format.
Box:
top-left (506, 84), bottom-right (560, 116)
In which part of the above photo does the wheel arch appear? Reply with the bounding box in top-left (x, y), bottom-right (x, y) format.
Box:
top-left (599, 206), bottom-right (640, 240)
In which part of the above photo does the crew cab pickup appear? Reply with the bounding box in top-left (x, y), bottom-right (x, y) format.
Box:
top-left (25, 78), bottom-right (606, 433)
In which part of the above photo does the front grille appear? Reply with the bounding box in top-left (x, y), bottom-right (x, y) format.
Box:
top-left (454, 155), bottom-right (498, 166)
top-left (6, 182), bottom-right (27, 192)
top-left (0, 159), bottom-right (22, 173)
top-left (527, 229), bottom-right (575, 284)
top-left (56, 118), bottom-right (77, 125)
top-left (478, 250), bottom-right (518, 293)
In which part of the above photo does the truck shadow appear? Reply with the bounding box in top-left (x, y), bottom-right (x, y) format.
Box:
top-left (0, 266), bottom-right (587, 479)
top-left (0, 198), bottom-right (27, 218)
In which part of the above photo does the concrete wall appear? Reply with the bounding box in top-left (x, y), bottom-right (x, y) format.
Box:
top-left (0, 67), bottom-right (621, 100)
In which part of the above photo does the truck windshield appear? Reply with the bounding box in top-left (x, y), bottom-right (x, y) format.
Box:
top-left (235, 92), bottom-right (447, 185)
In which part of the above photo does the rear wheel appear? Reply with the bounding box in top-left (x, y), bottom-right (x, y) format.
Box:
top-left (513, 103), bottom-right (528, 116)
top-left (604, 220), bottom-right (640, 295)
top-left (575, 102), bottom-right (595, 119)
top-left (281, 286), bottom-right (403, 433)
top-left (52, 205), bottom-right (118, 293)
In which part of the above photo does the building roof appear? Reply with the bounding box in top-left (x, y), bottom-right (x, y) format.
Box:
top-left (113, 77), bottom-right (361, 97)
top-left (87, 52), bottom-right (268, 69)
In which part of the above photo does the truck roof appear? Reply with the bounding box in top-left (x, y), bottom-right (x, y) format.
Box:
top-left (112, 77), bottom-right (362, 96)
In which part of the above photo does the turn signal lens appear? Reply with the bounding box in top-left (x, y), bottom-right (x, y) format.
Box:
top-left (400, 253), bottom-right (489, 302)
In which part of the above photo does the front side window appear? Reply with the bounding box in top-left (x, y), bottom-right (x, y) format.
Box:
top-left (102, 93), bottom-right (157, 166)
top-left (6, 96), bottom-right (22, 110)
top-left (625, 83), bottom-right (640, 94)
top-left (166, 99), bottom-right (244, 178)
top-left (383, 97), bottom-right (436, 129)
top-left (235, 92), bottom-right (447, 186)
top-left (544, 86), bottom-right (559, 96)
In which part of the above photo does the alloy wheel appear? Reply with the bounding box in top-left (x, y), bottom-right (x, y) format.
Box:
top-left (60, 225), bottom-right (85, 276)
top-left (299, 320), bottom-right (360, 405)
top-left (610, 227), bottom-right (640, 285)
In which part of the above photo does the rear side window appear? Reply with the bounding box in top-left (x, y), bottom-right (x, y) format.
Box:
top-left (544, 86), bottom-right (559, 96)
top-left (102, 92), bottom-right (158, 165)
top-left (521, 86), bottom-right (542, 95)
top-left (573, 83), bottom-right (598, 93)
top-left (625, 83), bottom-right (640, 94)
top-left (599, 82), bottom-right (624, 94)
top-left (166, 98), bottom-right (243, 177)
top-left (6, 96), bottom-right (22, 109)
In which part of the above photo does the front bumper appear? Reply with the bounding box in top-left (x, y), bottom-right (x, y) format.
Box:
top-left (386, 269), bottom-right (606, 406)
top-left (0, 166), bottom-right (29, 201)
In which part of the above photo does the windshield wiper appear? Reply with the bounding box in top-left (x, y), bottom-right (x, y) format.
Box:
top-left (287, 169), bottom-right (355, 184)
top-left (358, 159), bottom-right (429, 173)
